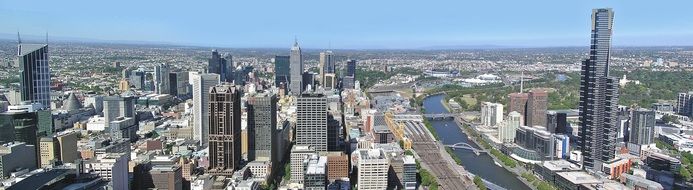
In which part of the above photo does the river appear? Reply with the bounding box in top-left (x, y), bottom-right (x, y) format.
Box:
top-left (423, 94), bottom-right (530, 190)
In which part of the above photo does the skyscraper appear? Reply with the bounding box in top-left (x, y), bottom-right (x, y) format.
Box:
top-left (526, 90), bottom-right (548, 128)
top-left (17, 43), bottom-right (51, 108)
top-left (169, 72), bottom-right (178, 96)
top-left (296, 93), bottom-right (328, 152)
top-left (346, 59), bottom-right (356, 77)
top-left (274, 55), bottom-right (291, 87)
top-left (508, 92), bottom-right (528, 125)
top-left (629, 108), bottom-right (655, 145)
top-left (676, 92), bottom-right (693, 117)
top-left (130, 70), bottom-right (146, 90)
top-left (207, 84), bottom-right (242, 176)
top-left (319, 51), bottom-right (335, 86)
top-left (208, 50), bottom-right (233, 83)
top-left (155, 63), bottom-right (171, 95)
top-left (499, 111), bottom-right (521, 143)
top-left (192, 73), bottom-right (220, 147)
top-left (578, 8), bottom-right (619, 170)
top-left (290, 40), bottom-right (304, 95)
top-left (343, 60), bottom-right (357, 89)
top-left (247, 92), bottom-right (277, 161)
top-left (480, 102), bottom-right (503, 126)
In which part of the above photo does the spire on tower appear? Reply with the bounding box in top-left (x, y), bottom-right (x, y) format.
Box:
top-left (17, 32), bottom-right (21, 44)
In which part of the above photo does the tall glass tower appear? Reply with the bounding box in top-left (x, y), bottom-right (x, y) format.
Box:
top-left (578, 8), bottom-right (619, 171)
top-left (17, 43), bottom-right (51, 108)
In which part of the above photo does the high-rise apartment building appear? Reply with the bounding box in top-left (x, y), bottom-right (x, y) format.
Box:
top-left (207, 84), bottom-right (242, 176)
top-left (290, 41), bottom-right (304, 95)
top-left (247, 92), bottom-right (277, 161)
top-left (630, 108), bottom-right (655, 145)
top-left (296, 93), bottom-right (328, 152)
top-left (17, 43), bottom-right (51, 108)
top-left (480, 102), bottom-right (503, 126)
top-left (499, 111), bottom-right (521, 143)
top-left (578, 8), bottom-right (619, 170)
top-left (526, 90), bottom-right (548, 128)
top-left (274, 55), bottom-right (291, 87)
top-left (87, 153), bottom-right (129, 190)
top-left (192, 73), bottom-right (220, 147)
top-left (676, 92), bottom-right (693, 117)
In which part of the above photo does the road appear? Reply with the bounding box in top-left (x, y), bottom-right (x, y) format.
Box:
top-left (407, 121), bottom-right (476, 190)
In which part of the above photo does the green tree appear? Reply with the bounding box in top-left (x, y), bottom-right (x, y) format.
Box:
top-left (680, 166), bottom-right (692, 181)
top-left (474, 176), bottom-right (487, 190)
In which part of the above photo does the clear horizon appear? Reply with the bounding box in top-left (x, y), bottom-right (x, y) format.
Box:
top-left (2, 0), bottom-right (693, 49)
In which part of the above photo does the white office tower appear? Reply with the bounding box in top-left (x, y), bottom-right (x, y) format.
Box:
top-left (192, 73), bottom-right (220, 147)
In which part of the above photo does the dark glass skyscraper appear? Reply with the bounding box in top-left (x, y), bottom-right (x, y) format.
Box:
top-left (346, 59), bottom-right (356, 77)
top-left (207, 84), bottom-right (242, 176)
top-left (274, 56), bottom-right (291, 87)
top-left (247, 92), bottom-right (277, 161)
top-left (17, 43), bottom-right (51, 108)
top-left (208, 50), bottom-right (234, 83)
top-left (578, 8), bottom-right (619, 171)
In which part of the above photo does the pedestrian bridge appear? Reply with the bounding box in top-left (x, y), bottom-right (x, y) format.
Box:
top-left (445, 142), bottom-right (488, 155)
top-left (423, 113), bottom-right (457, 120)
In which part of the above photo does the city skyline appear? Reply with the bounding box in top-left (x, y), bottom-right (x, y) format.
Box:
top-left (2, 1), bottom-right (693, 49)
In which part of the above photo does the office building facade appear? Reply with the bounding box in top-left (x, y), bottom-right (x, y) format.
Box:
top-left (247, 92), bottom-right (277, 161)
top-left (290, 41), bottom-right (303, 94)
top-left (207, 84), bottom-right (242, 176)
top-left (192, 73), bottom-right (220, 147)
top-left (274, 55), bottom-right (291, 87)
top-left (526, 90), bottom-right (548, 128)
top-left (296, 93), bottom-right (328, 152)
top-left (17, 43), bottom-right (51, 108)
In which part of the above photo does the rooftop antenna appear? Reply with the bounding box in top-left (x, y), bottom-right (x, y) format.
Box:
top-left (520, 70), bottom-right (524, 93)
top-left (45, 32), bottom-right (48, 44)
top-left (17, 32), bottom-right (22, 44)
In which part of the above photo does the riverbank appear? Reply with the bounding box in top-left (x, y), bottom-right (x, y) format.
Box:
top-left (424, 94), bottom-right (530, 189)
top-left (455, 119), bottom-right (538, 190)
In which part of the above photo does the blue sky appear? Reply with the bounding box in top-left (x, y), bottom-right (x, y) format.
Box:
top-left (1, 0), bottom-right (692, 49)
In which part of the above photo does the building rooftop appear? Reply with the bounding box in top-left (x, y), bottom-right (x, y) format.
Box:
top-left (5, 169), bottom-right (71, 190)
top-left (542, 160), bottom-right (580, 171)
top-left (18, 44), bottom-right (46, 56)
top-left (305, 155), bottom-right (327, 175)
top-left (556, 171), bottom-right (601, 185)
